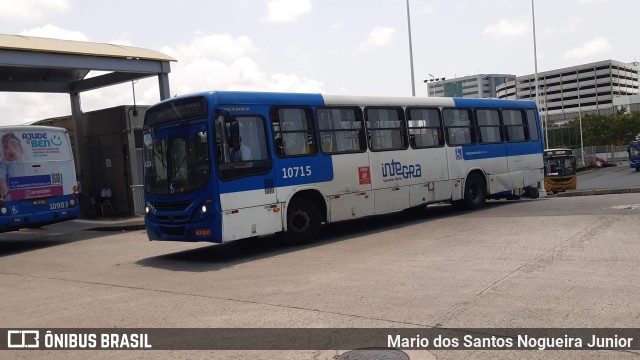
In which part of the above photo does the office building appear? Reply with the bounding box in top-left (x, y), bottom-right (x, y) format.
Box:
top-left (497, 60), bottom-right (640, 124)
top-left (426, 74), bottom-right (516, 98)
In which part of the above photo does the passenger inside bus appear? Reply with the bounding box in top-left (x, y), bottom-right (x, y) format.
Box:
top-left (228, 135), bottom-right (254, 161)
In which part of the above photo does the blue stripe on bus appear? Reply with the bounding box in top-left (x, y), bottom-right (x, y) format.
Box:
top-left (462, 141), bottom-right (542, 159)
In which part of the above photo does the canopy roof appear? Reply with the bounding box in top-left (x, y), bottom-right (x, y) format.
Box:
top-left (0, 34), bottom-right (175, 94)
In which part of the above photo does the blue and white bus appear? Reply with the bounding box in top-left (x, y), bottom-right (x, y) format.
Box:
top-left (143, 91), bottom-right (544, 244)
top-left (0, 125), bottom-right (80, 232)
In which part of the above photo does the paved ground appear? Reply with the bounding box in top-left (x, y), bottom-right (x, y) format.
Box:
top-left (2, 193), bottom-right (640, 359)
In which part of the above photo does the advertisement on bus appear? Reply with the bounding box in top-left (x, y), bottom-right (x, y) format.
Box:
top-left (0, 129), bottom-right (72, 202)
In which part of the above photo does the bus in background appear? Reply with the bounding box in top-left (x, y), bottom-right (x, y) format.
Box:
top-left (543, 148), bottom-right (577, 193)
top-left (629, 140), bottom-right (640, 171)
top-left (143, 92), bottom-right (544, 245)
top-left (0, 126), bottom-right (80, 232)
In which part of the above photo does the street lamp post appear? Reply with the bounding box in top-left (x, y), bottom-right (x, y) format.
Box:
top-left (406, 0), bottom-right (416, 96)
top-left (531, 0), bottom-right (544, 148)
top-left (577, 70), bottom-right (585, 165)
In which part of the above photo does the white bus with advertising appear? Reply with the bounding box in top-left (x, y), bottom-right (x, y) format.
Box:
top-left (0, 125), bottom-right (80, 231)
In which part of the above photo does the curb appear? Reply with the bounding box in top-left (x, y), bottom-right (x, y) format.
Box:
top-left (550, 187), bottom-right (640, 198)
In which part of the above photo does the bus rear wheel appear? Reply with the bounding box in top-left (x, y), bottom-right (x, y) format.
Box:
top-left (462, 173), bottom-right (486, 210)
top-left (283, 198), bottom-right (321, 245)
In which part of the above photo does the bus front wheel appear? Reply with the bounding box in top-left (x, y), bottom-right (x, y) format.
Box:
top-left (283, 198), bottom-right (321, 245)
top-left (462, 173), bottom-right (487, 210)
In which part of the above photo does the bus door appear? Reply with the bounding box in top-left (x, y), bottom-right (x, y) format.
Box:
top-left (474, 109), bottom-right (509, 194)
top-left (269, 106), bottom-right (335, 216)
top-left (215, 112), bottom-right (281, 241)
top-left (365, 107), bottom-right (410, 214)
top-left (316, 107), bottom-right (373, 222)
top-left (503, 109), bottom-right (530, 189)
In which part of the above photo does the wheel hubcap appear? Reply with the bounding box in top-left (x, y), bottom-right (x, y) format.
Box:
top-left (291, 209), bottom-right (310, 232)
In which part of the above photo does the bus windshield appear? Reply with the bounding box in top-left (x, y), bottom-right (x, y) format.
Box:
top-left (545, 157), bottom-right (575, 176)
top-left (144, 123), bottom-right (210, 195)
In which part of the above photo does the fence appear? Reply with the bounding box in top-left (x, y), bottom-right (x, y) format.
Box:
top-left (130, 185), bottom-right (144, 216)
top-left (574, 145), bottom-right (628, 166)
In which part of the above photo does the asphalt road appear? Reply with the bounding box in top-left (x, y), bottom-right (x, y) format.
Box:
top-left (2, 193), bottom-right (640, 359)
top-left (577, 161), bottom-right (640, 191)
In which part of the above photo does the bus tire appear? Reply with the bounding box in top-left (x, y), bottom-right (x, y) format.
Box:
top-left (462, 173), bottom-right (486, 210)
top-left (283, 198), bottom-right (321, 245)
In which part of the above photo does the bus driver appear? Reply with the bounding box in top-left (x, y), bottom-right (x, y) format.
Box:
top-left (228, 135), bottom-right (253, 161)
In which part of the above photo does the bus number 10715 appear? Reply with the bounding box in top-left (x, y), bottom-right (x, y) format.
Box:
top-left (281, 166), bottom-right (312, 179)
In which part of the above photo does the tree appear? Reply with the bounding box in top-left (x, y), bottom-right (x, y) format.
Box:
top-left (567, 112), bottom-right (640, 146)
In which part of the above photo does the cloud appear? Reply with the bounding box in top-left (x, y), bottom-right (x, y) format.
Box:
top-left (484, 18), bottom-right (528, 37)
top-left (358, 26), bottom-right (396, 51)
top-left (20, 25), bottom-right (89, 41)
top-left (264, 0), bottom-right (312, 23)
top-left (421, 5), bottom-right (434, 14)
top-left (164, 33), bottom-right (258, 63)
top-left (161, 33), bottom-right (323, 95)
top-left (563, 37), bottom-right (612, 59)
top-left (0, 0), bottom-right (70, 21)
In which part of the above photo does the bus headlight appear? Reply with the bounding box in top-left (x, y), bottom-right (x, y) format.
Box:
top-left (201, 205), bottom-right (207, 213)
top-left (145, 206), bottom-right (150, 214)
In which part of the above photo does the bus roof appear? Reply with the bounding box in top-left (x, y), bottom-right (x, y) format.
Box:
top-left (155, 91), bottom-right (538, 109)
top-left (0, 125), bottom-right (69, 133)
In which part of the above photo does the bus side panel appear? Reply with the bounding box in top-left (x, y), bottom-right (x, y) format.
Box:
top-left (220, 189), bottom-right (283, 241)
top-left (272, 154), bottom-right (334, 203)
top-left (507, 142), bottom-right (544, 188)
top-left (368, 150), bottom-right (414, 214)
top-left (321, 153), bottom-right (373, 222)
top-left (406, 147), bottom-right (450, 206)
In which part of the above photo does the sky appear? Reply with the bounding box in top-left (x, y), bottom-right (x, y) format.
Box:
top-left (0, 0), bottom-right (638, 125)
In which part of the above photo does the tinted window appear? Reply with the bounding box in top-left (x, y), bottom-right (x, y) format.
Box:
top-left (317, 107), bottom-right (366, 154)
top-left (476, 109), bottom-right (502, 144)
top-left (443, 108), bottom-right (475, 146)
top-left (407, 108), bottom-right (443, 148)
top-left (366, 108), bottom-right (407, 151)
top-left (271, 107), bottom-right (317, 157)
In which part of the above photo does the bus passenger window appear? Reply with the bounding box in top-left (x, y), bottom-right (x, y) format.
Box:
top-left (503, 109), bottom-right (527, 142)
top-left (476, 109), bottom-right (502, 144)
top-left (317, 107), bottom-right (365, 154)
top-left (408, 108), bottom-right (443, 148)
top-left (526, 109), bottom-right (539, 141)
top-left (365, 107), bottom-right (407, 151)
top-left (270, 107), bottom-right (316, 157)
top-left (443, 108), bottom-right (475, 146)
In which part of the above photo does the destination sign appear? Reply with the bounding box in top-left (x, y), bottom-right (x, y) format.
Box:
top-left (145, 97), bottom-right (208, 126)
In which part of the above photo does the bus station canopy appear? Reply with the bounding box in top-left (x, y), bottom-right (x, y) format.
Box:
top-left (0, 33), bottom-right (176, 176)
top-left (0, 33), bottom-right (175, 95)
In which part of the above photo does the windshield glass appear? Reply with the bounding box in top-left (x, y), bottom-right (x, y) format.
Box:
top-left (144, 123), bottom-right (210, 195)
top-left (545, 157), bottom-right (575, 176)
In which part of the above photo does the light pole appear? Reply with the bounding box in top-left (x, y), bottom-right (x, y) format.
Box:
top-left (406, 0), bottom-right (416, 96)
top-left (531, 0), bottom-right (544, 148)
top-left (577, 70), bottom-right (585, 165)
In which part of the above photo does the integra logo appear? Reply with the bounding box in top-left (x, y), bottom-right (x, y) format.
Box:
top-left (381, 159), bottom-right (422, 180)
